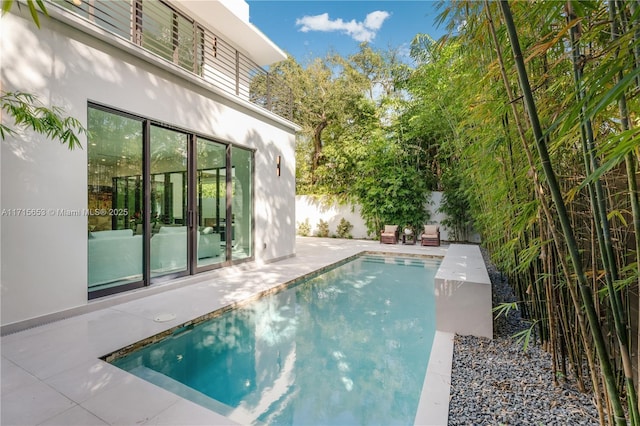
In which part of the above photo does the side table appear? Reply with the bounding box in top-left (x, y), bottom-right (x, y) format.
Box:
top-left (402, 233), bottom-right (415, 245)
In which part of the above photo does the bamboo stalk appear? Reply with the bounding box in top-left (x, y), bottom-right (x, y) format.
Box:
top-left (484, 3), bottom-right (606, 423)
top-left (498, 1), bottom-right (626, 422)
top-left (607, 2), bottom-right (640, 422)
top-left (541, 222), bottom-right (559, 384)
top-left (566, 5), bottom-right (640, 422)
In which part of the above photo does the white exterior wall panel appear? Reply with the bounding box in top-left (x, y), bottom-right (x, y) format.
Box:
top-left (0, 12), bottom-right (296, 327)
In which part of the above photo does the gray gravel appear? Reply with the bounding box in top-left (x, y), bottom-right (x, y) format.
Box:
top-left (446, 249), bottom-right (600, 425)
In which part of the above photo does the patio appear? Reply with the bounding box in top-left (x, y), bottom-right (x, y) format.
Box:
top-left (1, 237), bottom-right (459, 425)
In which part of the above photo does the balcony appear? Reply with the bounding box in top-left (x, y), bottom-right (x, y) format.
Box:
top-left (49, 0), bottom-right (293, 121)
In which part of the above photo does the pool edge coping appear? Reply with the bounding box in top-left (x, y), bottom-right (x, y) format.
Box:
top-left (414, 330), bottom-right (454, 426)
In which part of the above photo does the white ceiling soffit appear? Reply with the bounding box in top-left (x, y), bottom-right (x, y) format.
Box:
top-left (175, 0), bottom-right (287, 67)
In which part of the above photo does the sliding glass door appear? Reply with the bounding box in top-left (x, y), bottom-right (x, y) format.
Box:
top-left (87, 107), bottom-right (144, 296)
top-left (232, 146), bottom-right (253, 260)
top-left (149, 125), bottom-right (190, 279)
top-left (88, 105), bottom-right (254, 298)
top-left (196, 138), bottom-right (227, 269)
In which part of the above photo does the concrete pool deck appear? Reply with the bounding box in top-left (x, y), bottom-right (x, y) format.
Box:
top-left (1, 237), bottom-right (491, 425)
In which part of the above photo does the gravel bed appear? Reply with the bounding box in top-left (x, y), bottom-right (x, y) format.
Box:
top-left (446, 249), bottom-right (600, 425)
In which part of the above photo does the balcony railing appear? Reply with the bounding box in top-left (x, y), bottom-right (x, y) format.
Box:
top-left (50, 0), bottom-right (293, 121)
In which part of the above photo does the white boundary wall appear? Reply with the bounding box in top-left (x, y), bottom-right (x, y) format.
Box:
top-left (296, 193), bottom-right (481, 242)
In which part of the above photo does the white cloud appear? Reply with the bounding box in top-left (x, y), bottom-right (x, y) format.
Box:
top-left (296, 11), bottom-right (391, 43)
top-left (363, 11), bottom-right (389, 31)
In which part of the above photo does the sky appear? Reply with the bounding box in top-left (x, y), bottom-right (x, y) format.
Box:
top-left (247, 1), bottom-right (448, 65)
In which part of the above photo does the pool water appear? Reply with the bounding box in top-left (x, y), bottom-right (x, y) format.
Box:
top-left (110, 255), bottom-right (440, 425)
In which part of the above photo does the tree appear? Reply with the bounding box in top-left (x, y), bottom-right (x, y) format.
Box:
top-left (271, 46), bottom-right (434, 231)
top-left (270, 55), bottom-right (368, 187)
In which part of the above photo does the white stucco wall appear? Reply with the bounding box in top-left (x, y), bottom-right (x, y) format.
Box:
top-left (295, 196), bottom-right (373, 238)
top-left (295, 193), bottom-right (481, 243)
top-left (1, 11), bottom-right (296, 326)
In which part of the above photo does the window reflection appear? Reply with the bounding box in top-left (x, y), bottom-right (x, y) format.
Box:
top-left (197, 139), bottom-right (227, 267)
top-left (87, 108), bottom-right (143, 293)
top-left (231, 146), bottom-right (253, 260)
top-left (87, 107), bottom-right (255, 296)
top-left (149, 126), bottom-right (188, 277)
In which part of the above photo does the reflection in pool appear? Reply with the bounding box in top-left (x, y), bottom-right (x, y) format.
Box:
top-left (110, 255), bottom-right (440, 425)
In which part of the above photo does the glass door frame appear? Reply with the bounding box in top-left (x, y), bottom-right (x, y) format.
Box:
top-left (88, 104), bottom-right (255, 299)
top-left (229, 145), bottom-right (255, 263)
top-left (87, 103), bottom-right (146, 300)
top-left (192, 137), bottom-right (233, 274)
top-left (147, 123), bottom-right (194, 284)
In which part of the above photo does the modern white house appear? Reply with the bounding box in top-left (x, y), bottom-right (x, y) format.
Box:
top-left (1, 0), bottom-right (299, 332)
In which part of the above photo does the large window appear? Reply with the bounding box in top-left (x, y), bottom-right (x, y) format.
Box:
top-left (87, 105), bottom-right (254, 298)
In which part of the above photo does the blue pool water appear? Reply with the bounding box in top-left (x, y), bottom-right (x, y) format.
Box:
top-left (110, 255), bottom-right (440, 425)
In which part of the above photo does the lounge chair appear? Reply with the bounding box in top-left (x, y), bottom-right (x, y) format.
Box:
top-left (380, 225), bottom-right (399, 244)
top-left (420, 225), bottom-right (440, 246)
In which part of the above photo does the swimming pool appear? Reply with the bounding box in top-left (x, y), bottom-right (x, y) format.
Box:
top-left (108, 254), bottom-right (440, 425)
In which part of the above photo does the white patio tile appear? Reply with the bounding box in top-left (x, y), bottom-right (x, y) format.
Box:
top-left (44, 359), bottom-right (134, 404)
top-left (2, 310), bottom-right (168, 380)
top-left (0, 381), bottom-right (75, 426)
top-left (1, 322), bottom-right (84, 362)
top-left (0, 316), bottom-right (84, 345)
top-left (81, 312), bottom-right (170, 356)
top-left (38, 405), bottom-right (109, 426)
top-left (3, 338), bottom-right (99, 381)
top-left (80, 377), bottom-right (180, 425)
top-left (143, 399), bottom-right (239, 426)
top-left (110, 286), bottom-right (222, 326)
top-left (1, 357), bottom-right (39, 395)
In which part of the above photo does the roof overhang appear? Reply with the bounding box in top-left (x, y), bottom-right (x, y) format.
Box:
top-left (175, 0), bottom-right (287, 67)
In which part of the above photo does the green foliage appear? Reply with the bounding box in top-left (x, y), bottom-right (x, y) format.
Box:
top-left (513, 320), bottom-right (538, 353)
top-left (297, 219), bottom-right (311, 237)
top-left (272, 44), bottom-right (436, 233)
top-left (336, 218), bottom-right (353, 239)
top-left (273, 44), bottom-right (417, 196)
top-left (270, 54), bottom-right (372, 187)
top-left (427, 1), bottom-right (640, 420)
top-left (438, 170), bottom-right (473, 242)
top-left (295, 135), bottom-right (315, 194)
top-left (353, 136), bottom-right (430, 235)
top-left (1, 92), bottom-right (86, 149)
top-left (315, 219), bottom-right (330, 238)
top-left (492, 302), bottom-right (519, 320)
